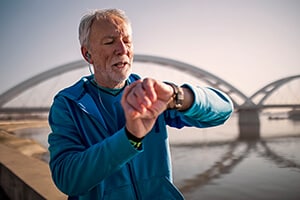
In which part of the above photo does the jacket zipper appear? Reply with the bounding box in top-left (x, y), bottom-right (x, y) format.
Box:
top-left (127, 162), bottom-right (141, 200)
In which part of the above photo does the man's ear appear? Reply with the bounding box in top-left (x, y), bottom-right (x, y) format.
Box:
top-left (81, 46), bottom-right (93, 64)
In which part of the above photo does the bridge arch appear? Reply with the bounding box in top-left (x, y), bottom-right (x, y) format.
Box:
top-left (0, 54), bottom-right (249, 108)
top-left (249, 74), bottom-right (300, 107)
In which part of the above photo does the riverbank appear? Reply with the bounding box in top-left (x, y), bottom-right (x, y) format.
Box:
top-left (0, 120), bottom-right (48, 160)
top-left (0, 119), bottom-right (66, 199)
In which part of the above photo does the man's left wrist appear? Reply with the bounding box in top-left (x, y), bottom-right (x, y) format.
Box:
top-left (164, 82), bottom-right (184, 110)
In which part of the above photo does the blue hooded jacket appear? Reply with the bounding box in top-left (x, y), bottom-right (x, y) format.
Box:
top-left (48, 74), bottom-right (233, 199)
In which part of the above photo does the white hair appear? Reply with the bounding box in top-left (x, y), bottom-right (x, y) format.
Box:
top-left (78, 8), bottom-right (131, 47)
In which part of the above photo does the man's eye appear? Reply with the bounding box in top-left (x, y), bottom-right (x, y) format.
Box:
top-left (103, 40), bottom-right (114, 45)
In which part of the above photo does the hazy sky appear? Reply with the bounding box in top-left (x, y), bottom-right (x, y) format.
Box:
top-left (1, 0), bottom-right (299, 97)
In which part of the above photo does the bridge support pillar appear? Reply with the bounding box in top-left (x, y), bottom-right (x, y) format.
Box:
top-left (238, 109), bottom-right (260, 140)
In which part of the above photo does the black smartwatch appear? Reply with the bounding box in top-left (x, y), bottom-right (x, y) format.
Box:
top-left (164, 82), bottom-right (184, 110)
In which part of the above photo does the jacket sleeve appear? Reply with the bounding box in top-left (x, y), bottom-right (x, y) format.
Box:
top-left (165, 84), bottom-right (234, 128)
top-left (48, 96), bottom-right (141, 196)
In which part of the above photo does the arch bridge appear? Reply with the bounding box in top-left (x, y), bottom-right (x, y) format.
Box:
top-left (0, 54), bottom-right (299, 112)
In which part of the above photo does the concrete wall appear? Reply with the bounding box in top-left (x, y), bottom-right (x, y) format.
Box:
top-left (0, 144), bottom-right (66, 200)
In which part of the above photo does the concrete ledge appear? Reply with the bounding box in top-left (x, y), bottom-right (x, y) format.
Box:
top-left (0, 144), bottom-right (66, 200)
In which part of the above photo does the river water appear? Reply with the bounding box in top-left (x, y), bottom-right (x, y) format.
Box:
top-left (14, 113), bottom-right (300, 200)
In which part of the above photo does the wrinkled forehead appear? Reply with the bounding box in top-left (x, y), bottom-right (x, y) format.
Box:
top-left (92, 15), bottom-right (132, 36)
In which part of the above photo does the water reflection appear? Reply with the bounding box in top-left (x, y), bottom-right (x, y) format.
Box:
top-left (169, 115), bottom-right (300, 199)
top-left (179, 141), bottom-right (251, 193)
top-left (177, 138), bottom-right (300, 195)
top-left (258, 140), bottom-right (300, 169)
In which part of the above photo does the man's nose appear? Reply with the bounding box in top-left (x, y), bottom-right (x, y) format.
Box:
top-left (115, 41), bottom-right (128, 55)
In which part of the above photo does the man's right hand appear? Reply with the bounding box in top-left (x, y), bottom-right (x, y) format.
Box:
top-left (121, 78), bottom-right (173, 138)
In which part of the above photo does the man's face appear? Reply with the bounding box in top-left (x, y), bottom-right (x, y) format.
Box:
top-left (88, 16), bottom-right (133, 88)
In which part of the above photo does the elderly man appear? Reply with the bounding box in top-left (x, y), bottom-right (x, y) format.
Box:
top-left (48, 8), bottom-right (233, 200)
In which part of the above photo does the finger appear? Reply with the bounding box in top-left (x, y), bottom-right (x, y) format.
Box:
top-left (122, 80), bottom-right (141, 101)
top-left (142, 78), bottom-right (157, 102)
top-left (121, 81), bottom-right (143, 118)
top-left (122, 81), bottom-right (152, 116)
top-left (132, 83), bottom-right (152, 108)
